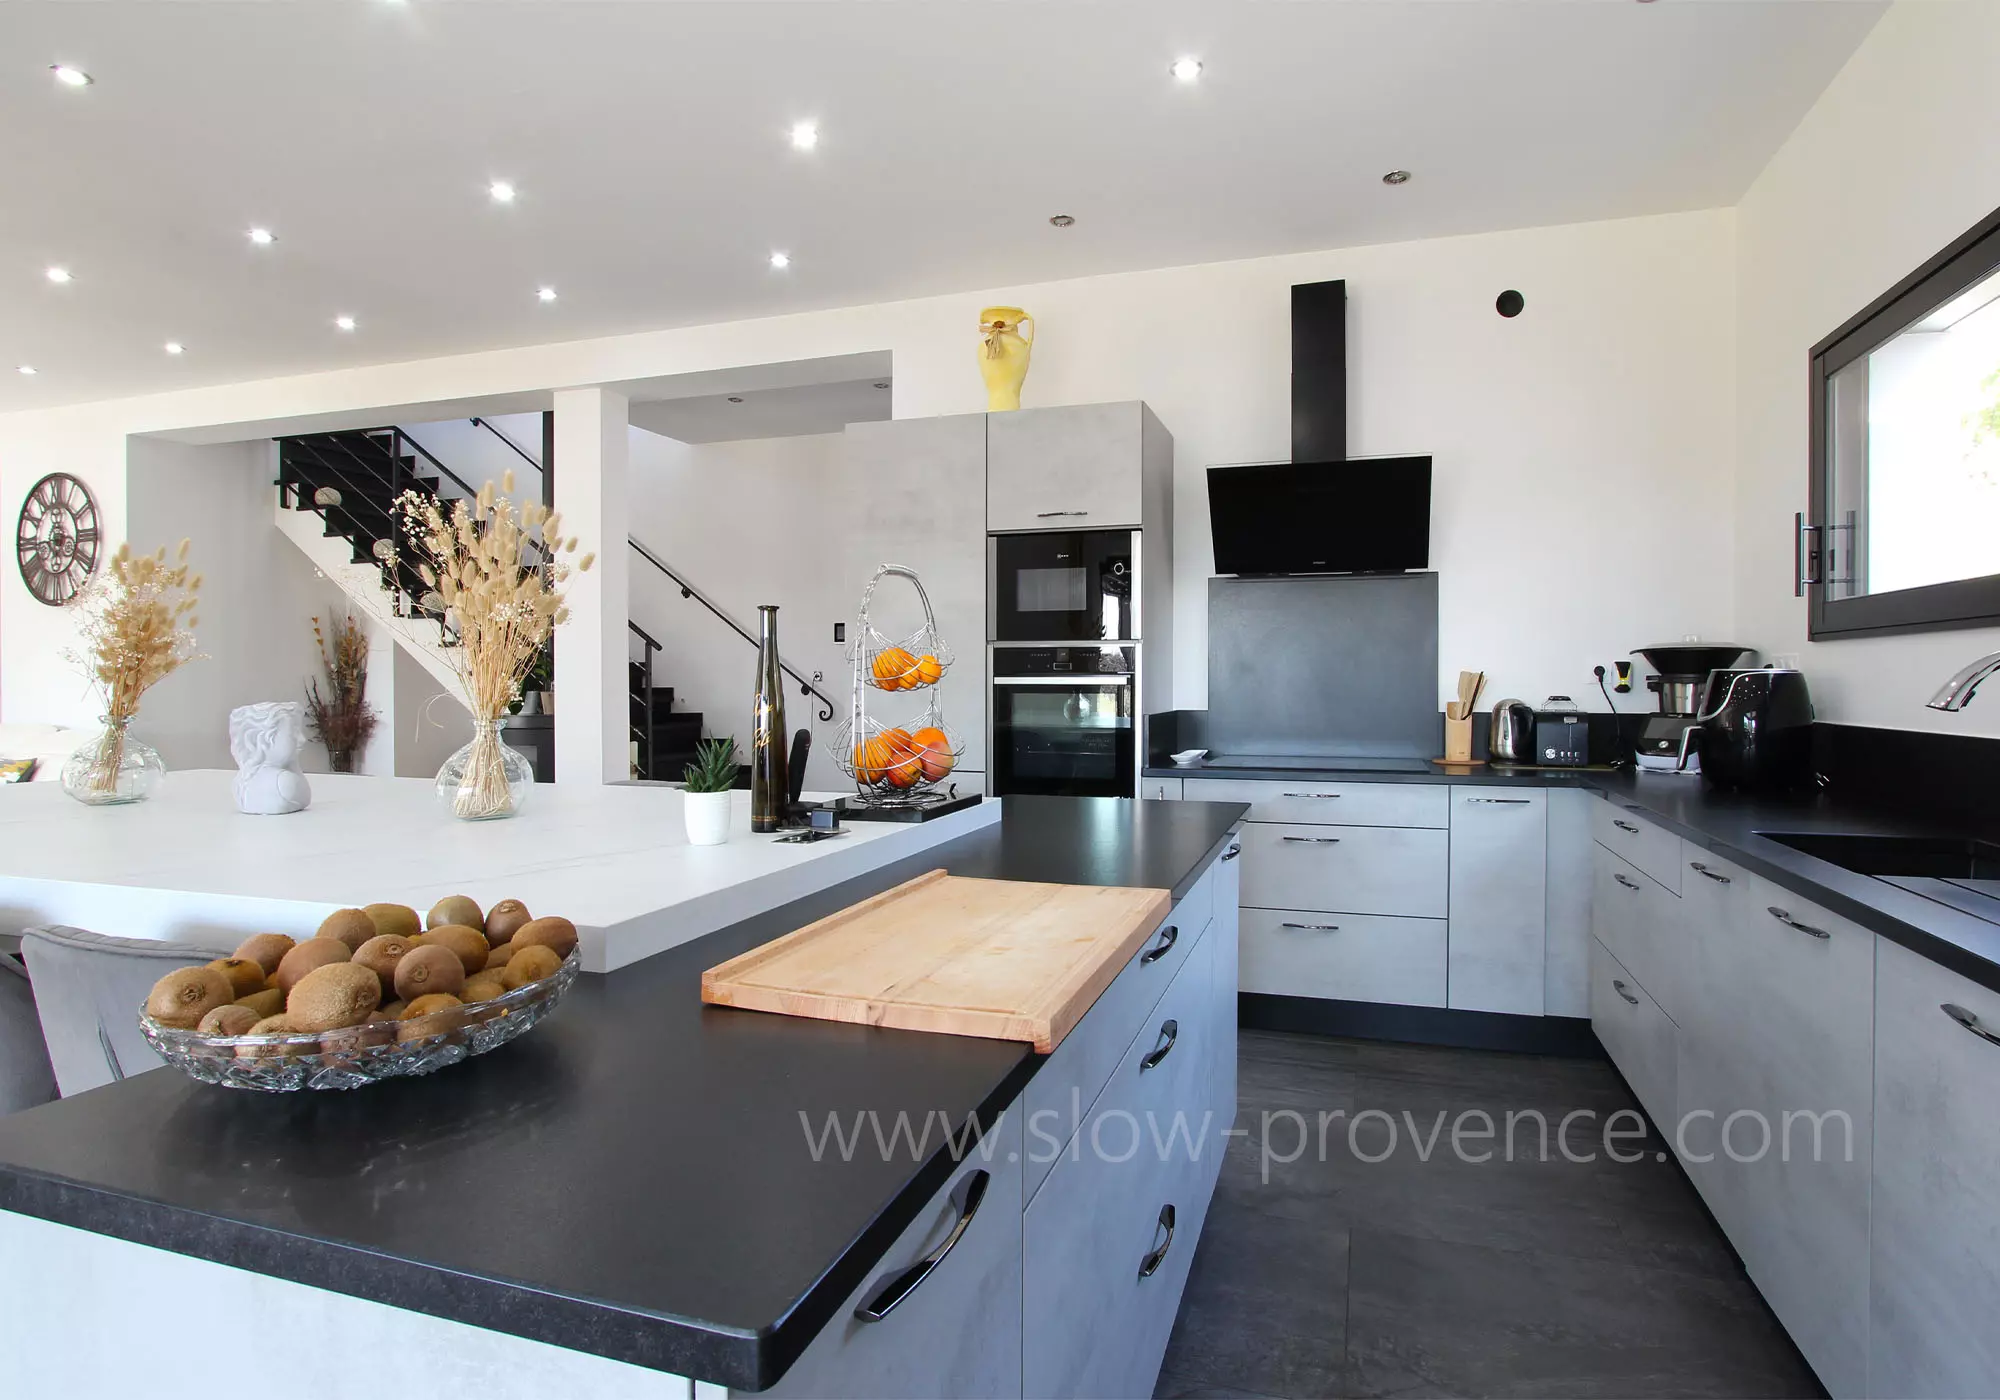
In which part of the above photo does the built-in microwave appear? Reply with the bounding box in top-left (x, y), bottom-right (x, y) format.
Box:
top-left (989, 645), bottom-right (1137, 798)
top-left (990, 530), bottom-right (1138, 644)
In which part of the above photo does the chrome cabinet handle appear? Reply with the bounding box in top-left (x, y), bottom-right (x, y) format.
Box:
top-left (1944, 1003), bottom-right (2000, 1047)
top-left (1767, 906), bottom-right (1830, 940)
top-left (1221, 845), bottom-right (1241, 861)
top-left (856, 1169), bottom-right (990, 1321)
top-left (1612, 819), bottom-right (1640, 834)
top-left (1035, 510), bottom-right (1089, 518)
top-left (1281, 835), bottom-right (1341, 844)
top-left (1612, 979), bottom-right (1641, 1006)
top-left (1141, 924), bottom-right (1179, 964)
top-left (1140, 1019), bottom-right (1179, 1072)
top-left (1138, 1204), bottom-right (1177, 1279)
top-left (1280, 921), bottom-right (1340, 931)
top-left (1612, 872), bottom-right (1641, 891)
top-left (1689, 861), bottom-right (1732, 884)
top-left (1466, 797), bottom-right (1533, 805)
top-left (1281, 791), bottom-right (1341, 799)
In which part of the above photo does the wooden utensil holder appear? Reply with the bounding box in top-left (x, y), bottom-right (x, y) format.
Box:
top-left (1444, 713), bottom-right (1474, 764)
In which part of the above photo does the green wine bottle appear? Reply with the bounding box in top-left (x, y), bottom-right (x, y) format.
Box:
top-left (750, 605), bottom-right (790, 833)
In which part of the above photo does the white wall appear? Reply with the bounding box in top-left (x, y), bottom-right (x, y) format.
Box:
top-left (1733, 0), bottom-right (2000, 736)
top-left (395, 413), bottom-right (545, 502)
top-left (5, 207), bottom-right (1739, 733)
top-left (627, 428), bottom-right (850, 791)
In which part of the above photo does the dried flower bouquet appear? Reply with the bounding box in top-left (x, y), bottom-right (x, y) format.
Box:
top-left (61, 541), bottom-right (204, 796)
top-left (305, 611), bottom-right (378, 772)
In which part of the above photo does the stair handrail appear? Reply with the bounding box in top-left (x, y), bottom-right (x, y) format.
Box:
top-left (385, 428), bottom-right (482, 503)
top-left (469, 417), bottom-right (543, 476)
top-left (628, 535), bottom-right (837, 723)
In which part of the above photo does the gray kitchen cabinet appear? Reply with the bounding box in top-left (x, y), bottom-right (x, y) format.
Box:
top-left (1870, 938), bottom-right (2000, 1399)
top-left (1143, 777), bottom-right (1183, 801)
top-left (755, 1108), bottom-right (1024, 1399)
top-left (1589, 935), bottom-right (1676, 1129)
top-left (1590, 796), bottom-right (1682, 894)
top-left (1239, 906), bottom-right (1446, 1007)
top-left (1543, 789), bottom-right (1593, 1017)
top-left (986, 402), bottom-right (1163, 532)
top-left (1590, 842), bottom-right (1682, 1023)
top-left (841, 415), bottom-right (989, 775)
top-left (1209, 835), bottom-right (1241, 1155)
top-left (1446, 787), bottom-right (1548, 1015)
top-left (1238, 821), bottom-right (1448, 918)
top-left (1182, 777), bottom-right (1448, 828)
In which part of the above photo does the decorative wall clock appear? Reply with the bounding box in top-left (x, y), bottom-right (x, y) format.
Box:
top-left (15, 471), bottom-right (101, 606)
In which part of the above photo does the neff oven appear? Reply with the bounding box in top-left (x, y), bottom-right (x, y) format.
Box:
top-left (990, 646), bottom-right (1136, 798)
top-left (991, 530), bottom-right (1137, 643)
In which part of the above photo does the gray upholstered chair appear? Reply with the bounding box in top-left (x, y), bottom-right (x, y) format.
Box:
top-left (0, 941), bottom-right (57, 1114)
top-left (20, 926), bottom-right (233, 1097)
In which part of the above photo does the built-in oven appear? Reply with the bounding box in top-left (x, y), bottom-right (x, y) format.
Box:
top-left (990, 645), bottom-right (1137, 798)
top-left (990, 529), bottom-right (1138, 644)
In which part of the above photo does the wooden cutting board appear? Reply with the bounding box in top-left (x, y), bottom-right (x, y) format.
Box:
top-left (700, 870), bottom-right (1173, 1053)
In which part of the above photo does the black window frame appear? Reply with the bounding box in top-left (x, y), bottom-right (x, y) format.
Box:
top-left (1807, 201), bottom-right (2000, 640)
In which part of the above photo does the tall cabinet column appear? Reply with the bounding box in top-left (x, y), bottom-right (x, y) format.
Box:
top-left (552, 386), bottom-right (630, 784)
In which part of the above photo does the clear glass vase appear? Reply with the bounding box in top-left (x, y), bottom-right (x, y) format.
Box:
top-left (434, 719), bottom-right (532, 821)
top-left (61, 715), bottom-right (165, 806)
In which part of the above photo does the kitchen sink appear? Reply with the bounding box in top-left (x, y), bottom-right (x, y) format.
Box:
top-left (1759, 831), bottom-right (2000, 926)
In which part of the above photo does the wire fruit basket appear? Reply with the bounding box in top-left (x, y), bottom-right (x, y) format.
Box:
top-left (835, 565), bottom-right (966, 808)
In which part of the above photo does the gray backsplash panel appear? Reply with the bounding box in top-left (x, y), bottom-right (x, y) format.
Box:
top-left (1207, 573), bottom-right (1439, 758)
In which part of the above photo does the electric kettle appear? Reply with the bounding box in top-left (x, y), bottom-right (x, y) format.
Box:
top-left (1489, 699), bottom-right (1535, 764)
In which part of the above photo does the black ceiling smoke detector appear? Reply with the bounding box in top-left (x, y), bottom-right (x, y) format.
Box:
top-left (1291, 279), bottom-right (1347, 462)
top-left (1496, 290), bottom-right (1525, 318)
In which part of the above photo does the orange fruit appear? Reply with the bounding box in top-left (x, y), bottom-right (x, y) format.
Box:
top-left (912, 727), bottom-right (954, 782)
top-left (913, 654), bottom-right (943, 687)
top-left (879, 729), bottom-right (923, 787)
top-left (871, 647), bottom-right (918, 690)
top-left (852, 736), bottom-right (894, 784)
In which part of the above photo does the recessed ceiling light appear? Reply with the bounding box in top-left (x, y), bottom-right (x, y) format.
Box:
top-left (1049, 214), bottom-right (1075, 228)
top-left (1170, 57), bottom-right (1203, 82)
top-left (769, 251), bottom-right (791, 270)
top-left (164, 342), bottom-right (185, 355)
top-left (489, 180), bottom-right (517, 203)
top-left (45, 267), bottom-right (72, 284)
top-left (50, 65), bottom-right (92, 87)
top-left (248, 227), bottom-right (276, 245)
top-left (789, 122), bottom-right (818, 152)
top-left (1382, 170), bottom-right (1412, 185)
top-left (16, 366), bottom-right (36, 376)
top-left (334, 315), bottom-right (356, 331)
top-left (537, 286), bottom-right (557, 302)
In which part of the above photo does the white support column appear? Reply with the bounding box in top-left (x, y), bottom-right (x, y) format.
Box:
top-left (552, 387), bottom-right (630, 783)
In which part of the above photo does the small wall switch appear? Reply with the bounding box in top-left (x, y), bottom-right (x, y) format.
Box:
top-left (833, 623), bottom-right (845, 643)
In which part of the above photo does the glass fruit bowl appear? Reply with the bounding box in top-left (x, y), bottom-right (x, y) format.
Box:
top-left (138, 949), bottom-right (581, 1092)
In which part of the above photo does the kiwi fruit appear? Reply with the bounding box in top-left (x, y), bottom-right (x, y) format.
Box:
top-left (510, 916), bottom-right (578, 961)
top-left (482, 939), bottom-right (511, 967)
top-left (287, 962), bottom-right (382, 1032)
top-left (233, 932), bottom-right (297, 975)
top-left (397, 993), bottom-right (466, 1042)
top-left (460, 972), bottom-right (507, 1005)
top-left (500, 943), bottom-right (563, 989)
top-left (423, 923), bottom-right (490, 975)
top-left (427, 895), bottom-right (485, 933)
top-left (235, 986), bottom-right (285, 1017)
top-left (197, 1003), bottom-right (262, 1037)
top-left (275, 937), bottom-right (350, 994)
top-left (316, 908), bottom-right (379, 951)
top-left (393, 943), bottom-right (466, 1002)
top-left (484, 898), bottom-right (532, 944)
top-left (319, 1021), bottom-right (394, 1063)
top-left (363, 902), bottom-right (422, 941)
top-left (377, 999), bottom-right (406, 1021)
top-left (353, 934), bottom-right (415, 995)
top-left (206, 957), bottom-right (267, 998)
top-left (145, 966), bottom-right (236, 1029)
top-left (235, 1015), bottom-right (304, 1060)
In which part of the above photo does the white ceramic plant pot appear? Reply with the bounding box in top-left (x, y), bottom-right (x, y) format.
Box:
top-left (683, 790), bottom-right (732, 846)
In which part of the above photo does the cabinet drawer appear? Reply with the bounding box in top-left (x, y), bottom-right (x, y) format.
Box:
top-left (1239, 822), bottom-right (1448, 917)
top-left (1025, 936), bottom-right (1214, 1399)
top-left (1240, 907), bottom-right (1445, 1007)
top-left (760, 1109), bottom-right (1024, 1398)
top-left (1589, 937), bottom-right (1676, 1131)
top-left (1183, 778), bottom-right (1447, 828)
top-left (1142, 777), bottom-right (1183, 801)
top-left (1590, 843), bottom-right (1682, 1022)
top-left (986, 401), bottom-right (1146, 532)
top-left (1590, 798), bottom-right (1681, 894)
top-left (1024, 889), bottom-right (1203, 1201)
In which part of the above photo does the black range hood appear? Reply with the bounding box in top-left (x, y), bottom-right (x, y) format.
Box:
top-left (1291, 278), bottom-right (1346, 462)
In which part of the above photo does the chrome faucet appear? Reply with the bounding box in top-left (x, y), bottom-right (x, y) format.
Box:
top-left (1927, 652), bottom-right (2000, 711)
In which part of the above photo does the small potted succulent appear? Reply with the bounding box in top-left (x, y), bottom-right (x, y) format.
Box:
top-left (682, 736), bottom-right (738, 846)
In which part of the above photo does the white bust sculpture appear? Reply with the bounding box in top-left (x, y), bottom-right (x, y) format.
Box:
top-left (230, 701), bottom-right (313, 815)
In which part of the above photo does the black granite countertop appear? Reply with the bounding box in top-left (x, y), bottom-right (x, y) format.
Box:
top-left (0, 795), bottom-right (1246, 1392)
top-left (1147, 759), bottom-right (1599, 786)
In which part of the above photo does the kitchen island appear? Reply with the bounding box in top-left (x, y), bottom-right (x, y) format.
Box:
top-left (0, 794), bottom-right (1245, 1399)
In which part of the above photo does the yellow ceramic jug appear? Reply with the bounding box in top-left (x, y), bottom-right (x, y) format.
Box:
top-left (978, 306), bottom-right (1034, 411)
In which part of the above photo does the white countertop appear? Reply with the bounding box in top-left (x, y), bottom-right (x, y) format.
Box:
top-left (0, 771), bottom-right (997, 971)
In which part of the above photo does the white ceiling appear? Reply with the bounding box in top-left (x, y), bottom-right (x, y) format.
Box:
top-left (630, 378), bottom-right (890, 444)
top-left (1, 0), bottom-right (1884, 413)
